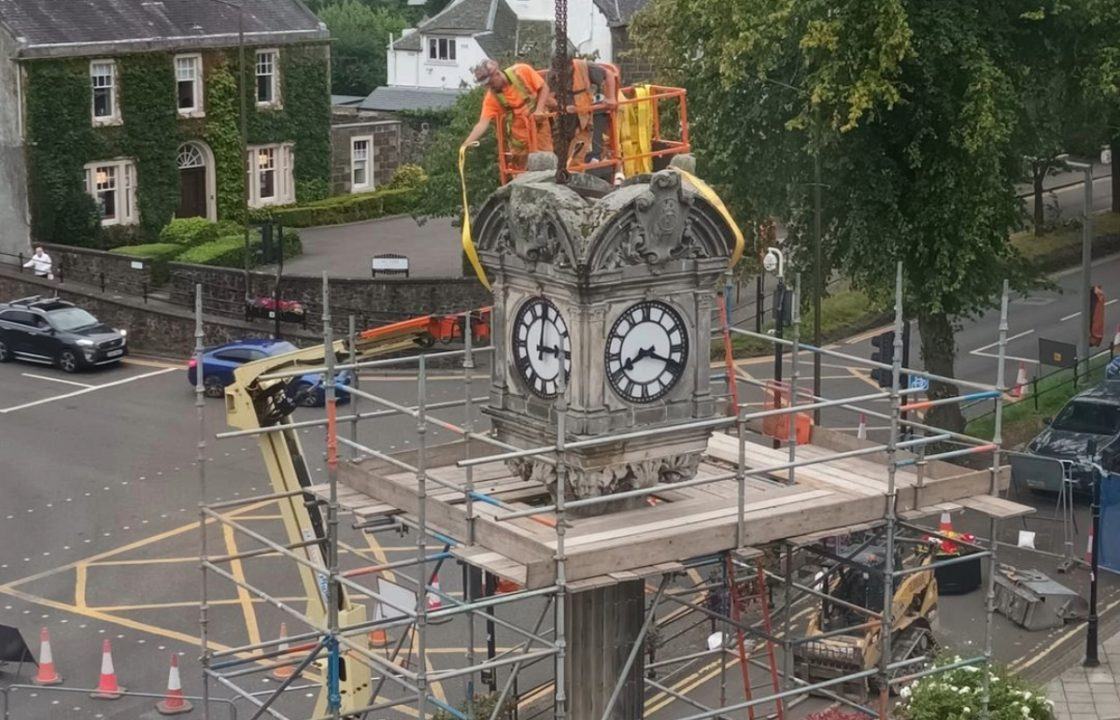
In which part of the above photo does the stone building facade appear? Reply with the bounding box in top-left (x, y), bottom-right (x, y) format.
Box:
top-left (329, 111), bottom-right (403, 195)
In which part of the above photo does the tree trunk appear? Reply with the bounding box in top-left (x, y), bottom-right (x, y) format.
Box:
top-left (1032, 162), bottom-right (1045, 235)
top-left (1111, 138), bottom-right (1119, 214)
top-left (917, 311), bottom-right (965, 433)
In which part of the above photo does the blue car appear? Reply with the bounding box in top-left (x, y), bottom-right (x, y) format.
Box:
top-left (186, 338), bottom-right (352, 406)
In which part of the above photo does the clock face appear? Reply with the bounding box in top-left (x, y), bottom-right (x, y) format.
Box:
top-left (605, 301), bottom-right (689, 403)
top-left (511, 297), bottom-right (571, 398)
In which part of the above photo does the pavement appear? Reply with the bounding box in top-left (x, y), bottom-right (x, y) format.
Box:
top-left (263, 214), bottom-right (461, 279)
top-left (1048, 636), bottom-right (1120, 720)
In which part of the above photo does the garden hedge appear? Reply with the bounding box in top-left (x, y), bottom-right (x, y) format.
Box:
top-left (158, 218), bottom-right (220, 246)
top-left (249, 187), bottom-right (419, 228)
top-left (175, 228), bottom-right (301, 268)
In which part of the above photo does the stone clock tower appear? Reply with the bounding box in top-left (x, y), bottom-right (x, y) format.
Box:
top-left (473, 157), bottom-right (738, 514)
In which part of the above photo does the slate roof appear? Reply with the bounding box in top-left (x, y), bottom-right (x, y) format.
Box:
top-left (391, 0), bottom-right (498, 51)
top-left (592, 0), bottom-right (649, 27)
top-left (0, 0), bottom-right (328, 59)
top-left (359, 85), bottom-right (466, 112)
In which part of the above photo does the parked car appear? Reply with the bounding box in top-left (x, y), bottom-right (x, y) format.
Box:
top-left (186, 338), bottom-right (352, 406)
top-left (0, 295), bottom-right (127, 372)
top-left (1023, 381), bottom-right (1120, 492)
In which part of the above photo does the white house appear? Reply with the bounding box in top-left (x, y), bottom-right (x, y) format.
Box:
top-left (386, 0), bottom-right (624, 92)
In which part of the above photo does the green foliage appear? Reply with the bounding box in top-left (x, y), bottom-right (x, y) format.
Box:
top-left (159, 217), bottom-right (220, 246)
top-left (25, 47), bottom-right (331, 248)
top-left (431, 693), bottom-right (513, 720)
top-left (174, 227), bottom-right (301, 268)
top-left (205, 62), bottom-right (245, 223)
top-left (896, 658), bottom-right (1051, 720)
top-left (388, 163), bottom-right (428, 190)
top-left (250, 187), bottom-right (419, 227)
top-left (415, 87), bottom-right (500, 218)
top-left (317, 0), bottom-right (408, 95)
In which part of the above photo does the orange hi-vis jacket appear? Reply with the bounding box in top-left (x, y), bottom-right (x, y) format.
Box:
top-left (570, 59), bottom-right (620, 130)
top-left (480, 64), bottom-right (551, 153)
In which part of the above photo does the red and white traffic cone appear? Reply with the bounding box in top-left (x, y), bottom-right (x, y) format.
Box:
top-left (857, 413), bottom-right (867, 440)
top-left (271, 622), bottom-right (295, 680)
top-left (156, 653), bottom-right (193, 715)
top-left (1011, 362), bottom-right (1028, 399)
top-left (90, 639), bottom-right (124, 699)
top-left (1113, 324), bottom-right (1120, 349)
top-left (426, 578), bottom-right (443, 612)
top-left (939, 512), bottom-right (954, 534)
top-left (32, 626), bottom-right (62, 686)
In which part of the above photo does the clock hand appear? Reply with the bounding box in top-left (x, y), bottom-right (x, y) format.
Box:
top-left (537, 344), bottom-right (561, 357)
top-left (646, 349), bottom-right (683, 371)
top-left (623, 346), bottom-right (655, 371)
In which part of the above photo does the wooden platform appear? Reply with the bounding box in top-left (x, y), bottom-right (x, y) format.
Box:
top-left (318, 427), bottom-right (1027, 589)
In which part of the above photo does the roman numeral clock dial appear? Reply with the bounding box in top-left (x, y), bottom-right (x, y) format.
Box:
top-left (511, 298), bottom-right (571, 398)
top-left (605, 301), bottom-right (689, 403)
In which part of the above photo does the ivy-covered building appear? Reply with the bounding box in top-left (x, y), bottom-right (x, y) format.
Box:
top-left (0, 0), bottom-right (332, 254)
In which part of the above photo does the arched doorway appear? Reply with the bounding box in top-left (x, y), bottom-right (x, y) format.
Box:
top-left (176, 141), bottom-right (216, 221)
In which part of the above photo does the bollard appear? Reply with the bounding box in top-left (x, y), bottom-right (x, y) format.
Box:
top-left (142, 283), bottom-right (148, 304)
top-left (100, 272), bottom-right (106, 293)
top-left (17, 252), bottom-right (23, 272)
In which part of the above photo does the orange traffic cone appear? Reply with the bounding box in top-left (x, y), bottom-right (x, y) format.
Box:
top-left (426, 578), bottom-right (443, 612)
top-left (857, 413), bottom-right (867, 440)
top-left (271, 623), bottom-right (295, 680)
top-left (1011, 362), bottom-right (1028, 399)
top-left (32, 627), bottom-right (62, 686)
top-left (90, 639), bottom-right (124, 699)
top-left (496, 577), bottom-right (522, 594)
top-left (156, 654), bottom-right (193, 715)
top-left (939, 511), bottom-right (954, 534)
top-left (368, 626), bottom-right (389, 648)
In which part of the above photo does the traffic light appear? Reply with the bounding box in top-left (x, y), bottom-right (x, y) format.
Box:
top-left (870, 330), bottom-right (895, 388)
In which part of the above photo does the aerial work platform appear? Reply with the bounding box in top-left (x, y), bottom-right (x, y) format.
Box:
top-left (319, 425), bottom-right (1018, 590)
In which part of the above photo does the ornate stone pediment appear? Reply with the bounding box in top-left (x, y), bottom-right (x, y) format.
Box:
top-left (473, 162), bottom-right (735, 277)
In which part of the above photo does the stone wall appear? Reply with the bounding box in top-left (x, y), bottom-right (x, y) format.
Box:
top-left (613, 28), bottom-right (655, 84)
top-left (0, 28), bottom-right (30, 257)
top-left (167, 261), bottom-right (490, 332)
top-left (0, 267), bottom-right (306, 357)
top-left (329, 112), bottom-right (402, 194)
top-left (40, 242), bottom-right (153, 294)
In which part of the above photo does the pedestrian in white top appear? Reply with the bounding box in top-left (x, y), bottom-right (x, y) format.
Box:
top-left (23, 246), bottom-right (52, 280)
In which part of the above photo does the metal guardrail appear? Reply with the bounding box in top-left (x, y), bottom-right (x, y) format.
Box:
top-left (0, 249), bottom-right (150, 303)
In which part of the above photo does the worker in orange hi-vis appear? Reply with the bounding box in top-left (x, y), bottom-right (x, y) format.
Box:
top-left (461, 59), bottom-right (552, 168)
top-left (538, 58), bottom-right (620, 167)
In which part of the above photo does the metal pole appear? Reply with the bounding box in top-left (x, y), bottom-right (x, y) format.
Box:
top-left (782, 543), bottom-right (793, 691)
top-left (196, 284), bottom-right (212, 720)
top-left (554, 366), bottom-right (569, 720)
top-left (980, 280), bottom-right (1009, 719)
top-left (787, 275), bottom-right (801, 483)
top-left (348, 315), bottom-right (358, 462)
top-left (238, 8), bottom-right (250, 309)
top-left (1082, 164), bottom-right (1094, 364)
top-left (463, 311), bottom-right (478, 713)
top-left (1086, 461), bottom-right (1102, 666)
top-left (877, 262), bottom-right (904, 719)
top-left (416, 354), bottom-right (429, 720)
top-left (812, 144), bottom-right (823, 425)
top-left (322, 274), bottom-right (341, 720)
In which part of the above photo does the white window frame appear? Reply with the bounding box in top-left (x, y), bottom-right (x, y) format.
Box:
top-left (426, 36), bottom-right (457, 64)
top-left (247, 143), bottom-right (294, 207)
top-left (90, 60), bottom-right (121, 126)
top-left (350, 135), bottom-right (373, 192)
top-left (255, 49), bottom-right (281, 108)
top-left (83, 159), bottom-right (138, 226)
top-left (174, 54), bottom-right (204, 118)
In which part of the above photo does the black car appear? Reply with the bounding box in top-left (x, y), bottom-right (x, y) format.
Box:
top-left (0, 296), bottom-right (128, 372)
top-left (1024, 381), bottom-right (1120, 492)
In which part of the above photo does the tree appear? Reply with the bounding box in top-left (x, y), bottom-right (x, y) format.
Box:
top-left (317, 0), bottom-right (408, 96)
top-left (1081, 0), bottom-right (1120, 212)
top-left (412, 88), bottom-right (501, 219)
top-left (631, 0), bottom-right (1061, 431)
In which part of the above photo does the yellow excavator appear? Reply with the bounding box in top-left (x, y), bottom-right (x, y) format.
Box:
top-left (222, 312), bottom-right (486, 716)
top-left (793, 543), bottom-right (939, 699)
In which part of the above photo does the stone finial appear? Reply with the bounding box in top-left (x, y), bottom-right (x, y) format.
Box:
top-left (669, 153), bottom-right (697, 174)
top-left (526, 152), bottom-right (558, 172)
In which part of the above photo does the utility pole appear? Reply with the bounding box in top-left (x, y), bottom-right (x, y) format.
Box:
top-left (1085, 440), bottom-right (1102, 667)
top-left (1061, 156), bottom-right (1094, 365)
top-left (812, 143), bottom-right (823, 425)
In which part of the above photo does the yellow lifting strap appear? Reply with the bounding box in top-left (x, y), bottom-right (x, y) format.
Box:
top-left (669, 166), bottom-right (745, 268)
top-left (459, 144), bottom-right (491, 290)
top-left (621, 84), bottom-right (653, 176)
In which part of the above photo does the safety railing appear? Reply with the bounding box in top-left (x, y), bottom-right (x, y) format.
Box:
top-left (496, 83), bottom-right (690, 184)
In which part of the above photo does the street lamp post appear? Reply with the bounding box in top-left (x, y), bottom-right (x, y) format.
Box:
top-left (1084, 439), bottom-right (1102, 668)
top-left (1060, 156), bottom-right (1094, 365)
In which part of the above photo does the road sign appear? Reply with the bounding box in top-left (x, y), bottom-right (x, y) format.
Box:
top-left (372, 253), bottom-right (410, 278)
top-left (1038, 337), bottom-right (1077, 369)
top-left (908, 376), bottom-right (929, 392)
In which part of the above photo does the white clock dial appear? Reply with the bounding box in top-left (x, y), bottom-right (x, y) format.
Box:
top-left (605, 301), bottom-right (689, 403)
top-left (512, 298), bottom-right (571, 398)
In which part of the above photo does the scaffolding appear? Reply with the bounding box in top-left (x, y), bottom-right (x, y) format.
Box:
top-left (192, 262), bottom-right (1030, 720)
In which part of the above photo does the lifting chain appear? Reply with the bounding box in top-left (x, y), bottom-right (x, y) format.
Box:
top-left (550, 0), bottom-right (574, 184)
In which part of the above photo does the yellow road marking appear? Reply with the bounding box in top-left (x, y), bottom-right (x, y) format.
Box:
top-left (1011, 595), bottom-right (1120, 673)
top-left (222, 523), bottom-right (262, 647)
top-left (645, 655), bottom-right (742, 715)
top-left (94, 597), bottom-right (307, 612)
top-left (75, 562), bottom-right (87, 609)
top-left (847, 366), bottom-right (882, 391)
